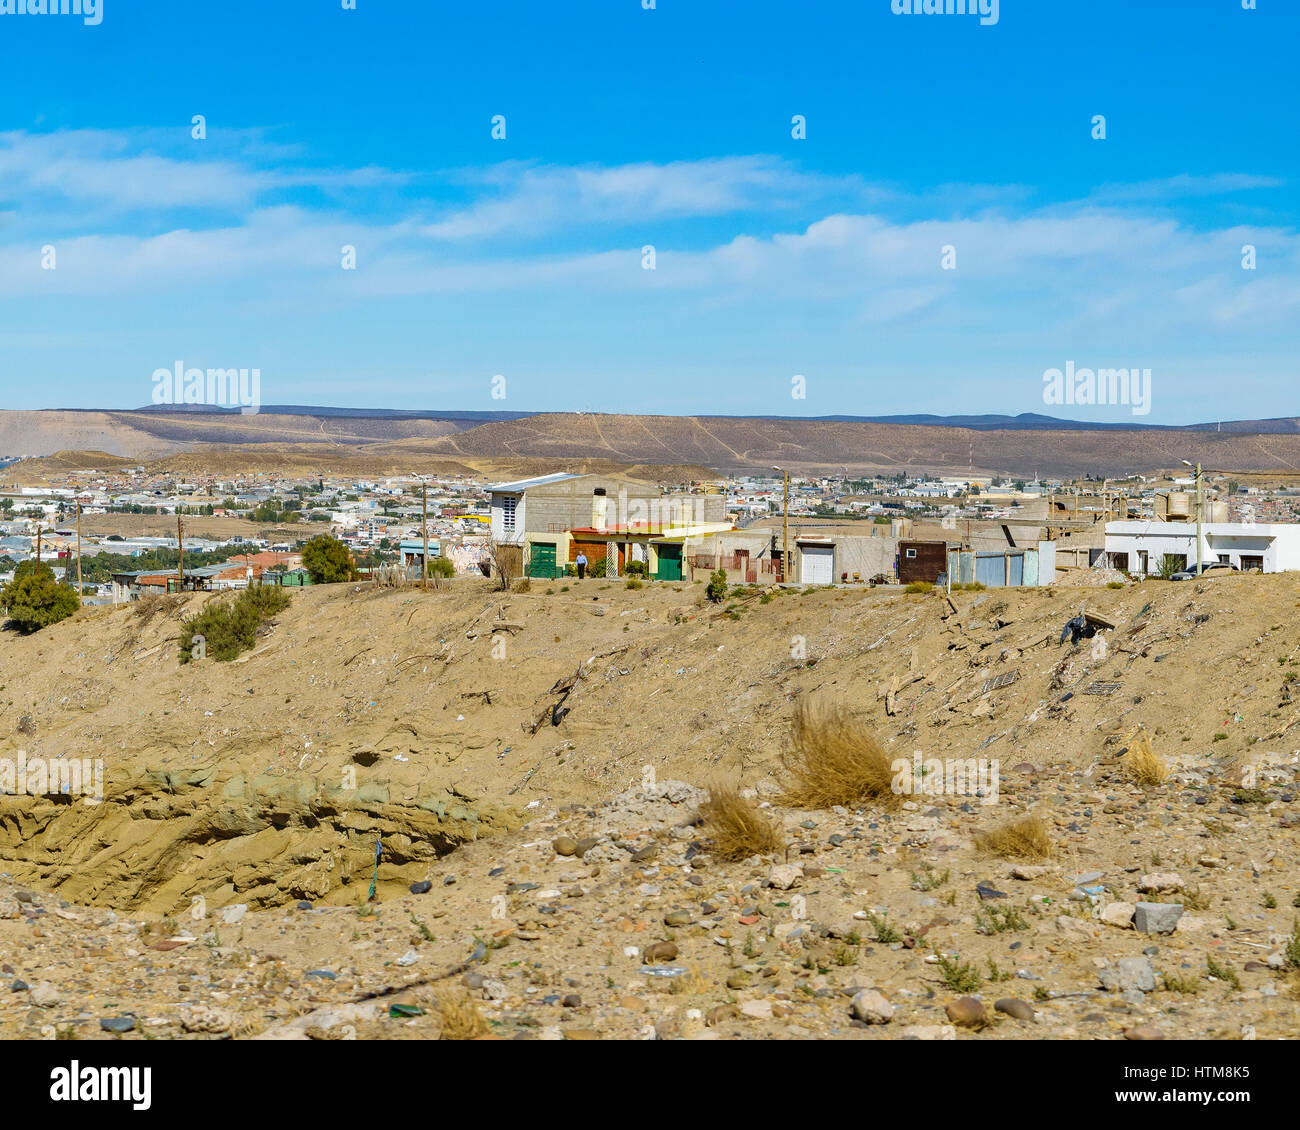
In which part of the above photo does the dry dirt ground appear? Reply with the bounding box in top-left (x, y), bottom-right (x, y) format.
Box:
top-left (0, 572), bottom-right (1298, 1039)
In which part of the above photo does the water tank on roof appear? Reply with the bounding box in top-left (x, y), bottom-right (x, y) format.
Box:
top-left (1166, 492), bottom-right (1191, 518)
top-left (1206, 501), bottom-right (1229, 523)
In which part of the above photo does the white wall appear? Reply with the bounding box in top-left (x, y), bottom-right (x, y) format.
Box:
top-left (1105, 521), bottom-right (1300, 573)
top-left (489, 491), bottom-right (526, 543)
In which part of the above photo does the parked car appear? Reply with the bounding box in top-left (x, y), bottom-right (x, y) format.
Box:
top-left (1170, 561), bottom-right (1239, 581)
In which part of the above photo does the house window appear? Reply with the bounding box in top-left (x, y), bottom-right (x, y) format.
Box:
top-left (502, 495), bottom-right (517, 532)
top-left (905, 548), bottom-right (917, 558)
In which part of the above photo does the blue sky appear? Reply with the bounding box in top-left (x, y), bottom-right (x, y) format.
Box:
top-left (1, 0), bottom-right (1297, 423)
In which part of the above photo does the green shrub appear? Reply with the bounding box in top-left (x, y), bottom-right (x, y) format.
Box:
top-left (904, 581), bottom-right (933, 594)
top-left (180, 584), bottom-right (291, 663)
top-left (429, 556), bottom-right (455, 579)
top-left (0, 560), bottom-right (79, 634)
top-left (625, 559), bottom-right (647, 576)
top-left (706, 568), bottom-right (728, 603)
top-left (625, 578), bottom-right (643, 590)
top-left (302, 535), bottom-right (356, 583)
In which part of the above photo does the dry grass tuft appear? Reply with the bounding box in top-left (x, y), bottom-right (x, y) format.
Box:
top-left (132, 593), bottom-right (185, 624)
top-left (435, 989), bottom-right (491, 1040)
top-left (1120, 732), bottom-right (1168, 786)
top-left (974, 814), bottom-right (1054, 861)
top-left (700, 782), bottom-right (784, 861)
top-left (778, 698), bottom-right (899, 809)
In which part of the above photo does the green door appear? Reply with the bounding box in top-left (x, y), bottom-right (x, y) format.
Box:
top-left (655, 544), bottom-right (682, 581)
top-left (529, 543), bottom-right (557, 579)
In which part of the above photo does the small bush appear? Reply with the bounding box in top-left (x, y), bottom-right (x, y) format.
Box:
top-left (625, 578), bottom-right (643, 590)
top-left (706, 569), bottom-right (728, 603)
top-left (179, 585), bottom-right (291, 663)
top-left (625, 559), bottom-right (647, 576)
top-left (512, 577), bottom-right (531, 593)
top-left (936, 953), bottom-right (981, 993)
top-left (974, 815), bottom-right (1053, 861)
top-left (863, 911), bottom-right (901, 944)
top-left (905, 581), bottom-right (933, 594)
top-left (975, 904), bottom-right (1030, 934)
top-left (0, 560), bottom-right (79, 634)
top-left (699, 782), bottom-right (783, 861)
top-left (1206, 954), bottom-right (1240, 990)
top-left (435, 989), bottom-right (490, 1040)
top-left (1162, 971), bottom-right (1201, 995)
top-left (1285, 919), bottom-right (1300, 970)
top-left (778, 699), bottom-right (898, 809)
top-left (1120, 733), bottom-right (1168, 786)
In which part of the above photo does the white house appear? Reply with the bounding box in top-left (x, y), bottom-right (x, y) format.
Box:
top-left (1104, 520), bottom-right (1300, 575)
top-left (487, 472), bottom-right (582, 545)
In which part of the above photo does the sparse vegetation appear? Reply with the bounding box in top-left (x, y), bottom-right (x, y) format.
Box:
top-left (974, 814), bottom-right (1053, 861)
top-left (975, 903), bottom-right (1030, 935)
top-left (778, 698), bottom-right (898, 809)
top-left (935, 952), bottom-right (981, 993)
top-left (1162, 970), bottom-right (1201, 994)
top-left (1285, 919), bottom-right (1300, 970)
top-left (699, 782), bottom-right (783, 861)
top-left (1206, 954), bottom-right (1240, 990)
top-left (434, 989), bottom-right (490, 1040)
top-left (863, 911), bottom-right (902, 944)
top-left (912, 866), bottom-right (950, 891)
top-left (706, 568), bottom-right (728, 603)
top-left (179, 584), bottom-right (292, 663)
top-left (1120, 733), bottom-right (1168, 786)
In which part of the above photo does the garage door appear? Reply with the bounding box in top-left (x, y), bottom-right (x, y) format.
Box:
top-left (529, 543), bottom-right (558, 579)
top-left (801, 546), bottom-right (834, 585)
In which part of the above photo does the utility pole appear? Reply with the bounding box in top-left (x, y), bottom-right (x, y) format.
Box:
top-left (177, 514), bottom-right (185, 593)
top-left (421, 480), bottom-right (429, 590)
top-left (1194, 462), bottom-right (1203, 575)
top-left (75, 497), bottom-right (83, 606)
top-left (773, 466), bottom-right (789, 582)
top-left (35, 526), bottom-right (42, 565)
top-left (1180, 460), bottom-right (1204, 574)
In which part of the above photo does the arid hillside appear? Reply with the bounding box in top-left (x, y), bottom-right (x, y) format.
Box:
top-left (1, 572), bottom-right (1298, 1041)
top-left (423, 413), bottom-right (1300, 477)
top-left (0, 572), bottom-right (1294, 1040)
top-left (13, 409), bottom-right (1300, 478)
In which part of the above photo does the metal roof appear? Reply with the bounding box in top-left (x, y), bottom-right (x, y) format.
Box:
top-left (487, 472), bottom-right (583, 493)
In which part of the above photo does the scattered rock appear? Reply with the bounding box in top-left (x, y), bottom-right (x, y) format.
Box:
top-left (994, 998), bottom-right (1035, 1021)
top-left (850, 989), bottom-right (895, 1024)
top-left (945, 996), bottom-right (987, 1028)
top-left (1099, 957), bottom-right (1156, 994)
top-left (1101, 901), bottom-right (1136, 929)
top-left (767, 864), bottom-right (802, 891)
top-left (1133, 902), bottom-right (1183, 935)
